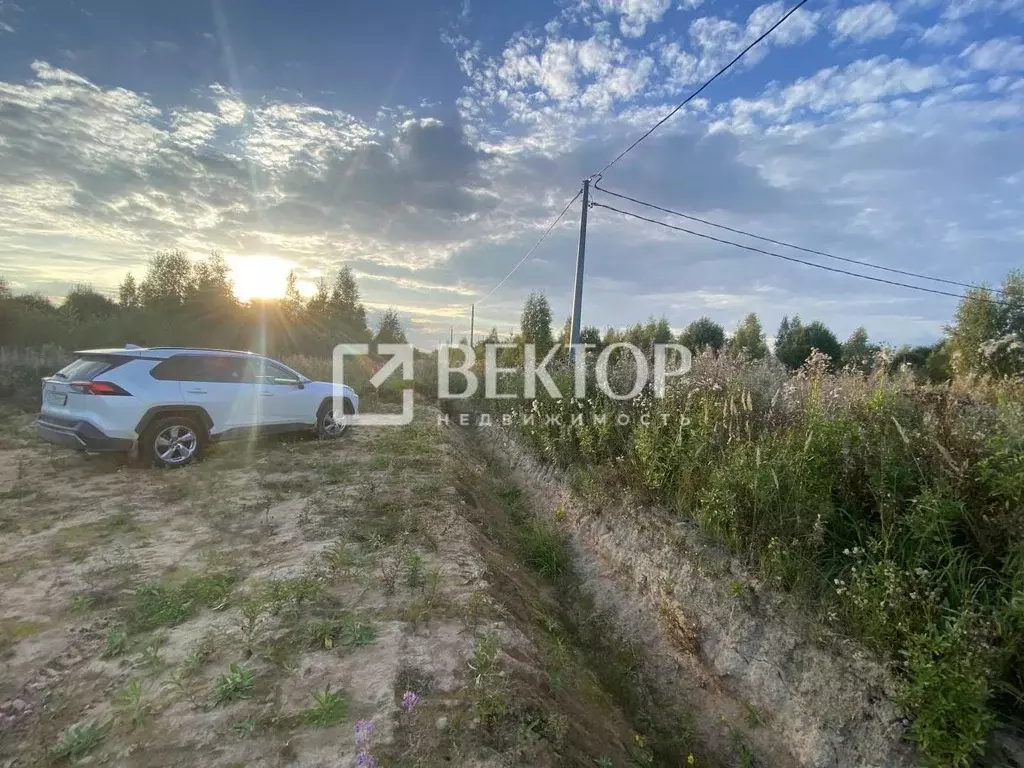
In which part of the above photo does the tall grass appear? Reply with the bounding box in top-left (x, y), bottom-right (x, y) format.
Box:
top-left (475, 350), bottom-right (1024, 767)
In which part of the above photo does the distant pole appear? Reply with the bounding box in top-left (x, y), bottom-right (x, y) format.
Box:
top-left (569, 179), bottom-right (590, 351)
top-left (450, 326), bottom-right (454, 345)
top-left (470, 304), bottom-right (475, 347)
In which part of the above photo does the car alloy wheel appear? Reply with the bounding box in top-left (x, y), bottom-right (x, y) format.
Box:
top-left (154, 424), bottom-right (198, 465)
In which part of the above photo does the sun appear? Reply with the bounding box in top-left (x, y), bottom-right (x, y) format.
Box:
top-left (225, 254), bottom-right (294, 302)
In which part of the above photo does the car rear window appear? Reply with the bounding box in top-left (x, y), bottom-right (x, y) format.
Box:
top-left (54, 356), bottom-right (126, 381)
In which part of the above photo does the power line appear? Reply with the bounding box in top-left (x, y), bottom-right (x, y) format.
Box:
top-left (594, 184), bottom-right (1004, 295)
top-left (591, 0), bottom-right (812, 179)
top-left (590, 200), bottom-right (1012, 306)
top-left (476, 187), bottom-right (583, 305)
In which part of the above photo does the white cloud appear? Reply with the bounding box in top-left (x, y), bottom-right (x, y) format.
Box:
top-left (729, 57), bottom-right (955, 123)
top-left (962, 37), bottom-right (1024, 72)
top-left (920, 21), bottom-right (967, 45)
top-left (832, 2), bottom-right (899, 42)
top-left (596, 0), bottom-right (672, 37)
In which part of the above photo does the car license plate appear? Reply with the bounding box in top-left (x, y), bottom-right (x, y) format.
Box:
top-left (46, 391), bottom-right (67, 406)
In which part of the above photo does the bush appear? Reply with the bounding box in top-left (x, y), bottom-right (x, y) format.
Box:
top-left (472, 350), bottom-right (1024, 766)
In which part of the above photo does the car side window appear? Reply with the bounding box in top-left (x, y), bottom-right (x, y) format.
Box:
top-left (199, 357), bottom-right (254, 383)
top-left (250, 359), bottom-right (301, 385)
top-left (151, 356), bottom-right (203, 381)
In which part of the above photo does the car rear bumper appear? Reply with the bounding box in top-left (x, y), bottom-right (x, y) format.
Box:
top-left (36, 416), bottom-right (134, 452)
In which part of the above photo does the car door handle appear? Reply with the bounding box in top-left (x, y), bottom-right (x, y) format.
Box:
top-left (185, 388), bottom-right (207, 394)
top-left (259, 391), bottom-right (274, 397)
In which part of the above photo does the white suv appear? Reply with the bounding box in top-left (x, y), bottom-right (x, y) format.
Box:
top-left (36, 346), bottom-right (359, 467)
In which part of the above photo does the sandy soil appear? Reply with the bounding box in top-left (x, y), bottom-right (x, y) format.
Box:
top-left (0, 406), bottom-right (642, 767)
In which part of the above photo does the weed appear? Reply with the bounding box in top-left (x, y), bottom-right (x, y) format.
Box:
top-left (237, 599), bottom-right (269, 656)
top-left (518, 520), bottom-right (570, 579)
top-left (135, 641), bottom-right (164, 671)
top-left (301, 685), bottom-right (349, 728)
top-left (739, 745), bottom-right (756, 768)
top-left (261, 576), bottom-right (323, 613)
top-left (214, 663), bottom-right (254, 705)
top-left (112, 678), bottom-right (150, 729)
top-left (322, 540), bottom-right (360, 575)
top-left (743, 701), bottom-right (762, 728)
top-left (53, 721), bottom-right (110, 762)
top-left (102, 628), bottom-right (127, 659)
top-left (232, 718), bottom-right (257, 739)
top-left (404, 551), bottom-right (425, 589)
top-left (126, 572), bottom-right (234, 632)
top-left (469, 631), bottom-right (506, 726)
top-left (379, 557), bottom-right (399, 595)
top-left (70, 595), bottom-right (95, 614)
top-left (340, 613), bottom-right (377, 649)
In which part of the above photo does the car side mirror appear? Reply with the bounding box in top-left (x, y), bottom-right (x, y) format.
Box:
top-left (295, 380), bottom-right (305, 389)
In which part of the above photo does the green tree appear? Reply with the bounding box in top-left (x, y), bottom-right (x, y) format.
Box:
top-left (730, 313), bottom-right (768, 359)
top-left (63, 284), bottom-right (116, 321)
top-left (776, 318), bottom-right (841, 369)
top-left (139, 251), bottom-right (197, 308)
top-left (678, 316), bottom-right (725, 353)
top-left (118, 273), bottom-right (139, 309)
top-left (923, 341), bottom-right (952, 383)
top-left (284, 271), bottom-right (305, 319)
top-left (947, 287), bottom-right (999, 376)
top-left (841, 327), bottom-right (874, 372)
top-left (520, 292), bottom-right (554, 354)
top-left (374, 308), bottom-right (407, 345)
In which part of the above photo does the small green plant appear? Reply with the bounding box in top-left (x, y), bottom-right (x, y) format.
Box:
top-left (322, 540), bottom-right (359, 575)
top-left (469, 632), bottom-right (505, 726)
top-left (53, 721), bottom-right (110, 762)
top-left (102, 628), bottom-right (127, 658)
top-left (232, 718), bottom-right (257, 739)
top-left (518, 520), bottom-right (570, 579)
top-left (404, 551), bottom-right (425, 589)
top-left (70, 595), bottom-right (95, 614)
top-left (301, 685), bottom-right (349, 727)
top-left (237, 599), bottom-right (268, 656)
top-left (340, 614), bottom-right (377, 649)
top-left (728, 580), bottom-right (745, 598)
top-left (594, 757), bottom-right (614, 768)
top-left (113, 678), bottom-right (149, 729)
top-left (739, 745), bottom-right (756, 768)
top-left (135, 640), bottom-right (164, 670)
top-left (214, 663), bottom-right (254, 705)
top-left (126, 573), bottom-right (234, 632)
top-left (743, 701), bottom-right (762, 727)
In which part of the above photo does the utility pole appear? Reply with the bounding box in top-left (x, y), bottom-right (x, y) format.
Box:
top-left (450, 326), bottom-right (454, 345)
top-left (569, 179), bottom-right (590, 350)
top-left (469, 304), bottom-right (475, 347)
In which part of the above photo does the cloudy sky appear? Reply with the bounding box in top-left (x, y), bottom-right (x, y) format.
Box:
top-left (0, 0), bottom-right (1021, 345)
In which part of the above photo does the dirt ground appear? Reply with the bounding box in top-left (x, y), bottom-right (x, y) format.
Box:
top-left (0, 405), bottom-right (652, 767)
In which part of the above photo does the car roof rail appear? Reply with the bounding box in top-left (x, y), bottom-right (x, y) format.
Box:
top-left (147, 346), bottom-right (256, 355)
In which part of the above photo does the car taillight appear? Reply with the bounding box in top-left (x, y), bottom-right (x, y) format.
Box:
top-left (70, 381), bottom-right (131, 396)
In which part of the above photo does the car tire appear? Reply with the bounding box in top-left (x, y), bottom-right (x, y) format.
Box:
top-left (142, 415), bottom-right (205, 468)
top-left (317, 398), bottom-right (354, 440)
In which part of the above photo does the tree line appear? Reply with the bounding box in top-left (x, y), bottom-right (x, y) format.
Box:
top-left (2, 252), bottom-right (1021, 379)
top-left (494, 269), bottom-right (1024, 380)
top-left (0, 251), bottom-right (408, 357)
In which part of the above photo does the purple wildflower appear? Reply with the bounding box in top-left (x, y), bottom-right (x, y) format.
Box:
top-left (401, 690), bottom-right (419, 713)
top-left (354, 718), bottom-right (377, 767)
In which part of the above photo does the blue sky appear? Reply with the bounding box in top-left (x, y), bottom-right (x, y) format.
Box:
top-left (0, 0), bottom-right (1022, 346)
